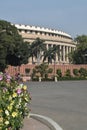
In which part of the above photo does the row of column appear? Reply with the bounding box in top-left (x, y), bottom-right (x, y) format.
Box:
top-left (46, 44), bottom-right (75, 64)
top-left (28, 44), bottom-right (75, 64)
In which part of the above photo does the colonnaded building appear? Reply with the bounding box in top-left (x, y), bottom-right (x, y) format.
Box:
top-left (15, 24), bottom-right (76, 65)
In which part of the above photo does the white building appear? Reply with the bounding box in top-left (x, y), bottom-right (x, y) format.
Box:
top-left (15, 24), bottom-right (76, 64)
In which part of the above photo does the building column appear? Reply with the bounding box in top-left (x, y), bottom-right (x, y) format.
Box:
top-left (63, 45), bottom-right (65, 63)
top-left (69, 46), bottom-right (71, 53)
top-left (59, 45), bottom-right (62, 63)
top-left (44, 44), bottom-right (48, 63)
top-left (66, 46), bottom-right (69, 63)
top-left (46, 44), bottom-right (48, 50)
top-left (55, 45), bottom-right (58, 63)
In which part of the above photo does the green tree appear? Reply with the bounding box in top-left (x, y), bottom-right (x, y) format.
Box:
top-left (65, 69), bottom-right (71, 77)
top-left (25, 68), bottom-right (30, 75)
top-left (73, 69), bottom-right (79, 76)
top-left (79, 68), bottom-right (87, 77)
top-left (6, 41), bottom-right (30, 66)
top-left (43, 47), bottom-right (55, 64)
top-left (56, 69), bottom-right (62, 77)
top-left (43, 45), bottom-right (59, 64)
top-left (0, 45), bottom-right (7, 71)
top-left (0, 20), bottom-right (29, 71)
top-left (70, 35), bottom-right (87, 64)
top-left (29, 37), bottom-right (46, 64)
top-left (31, 68), bottom-right (37, 80)
top-left (34, 63), bottom-right (53, 79)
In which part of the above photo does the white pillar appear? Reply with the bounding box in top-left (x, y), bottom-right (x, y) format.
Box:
top-left (69, 46), bottom-right (71, 53)
top-left (59, 45), bottom-right (62, 63)
top-left (63, 45), bottom-right (65, 63)
top-left (46, 44), bottom-right (48, 50)
top-left (45, 44), bottom-right (48, 63)
top-left (66, 46), bottom-right (69, 63)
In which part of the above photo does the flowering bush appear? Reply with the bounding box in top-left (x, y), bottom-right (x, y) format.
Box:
top-left (0, 72), bottom-right (31, 130)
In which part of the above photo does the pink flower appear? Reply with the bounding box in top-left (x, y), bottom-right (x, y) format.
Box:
top-left (5, 74), bottom-right (11, 83)
top-left (6, 75), bottom-right (11, 79)
top-left (6, 75), bottom-right (11, 80)
top-left (0, 75), bottom-right (3, 81)
top-left (3, 87), bottom-right (7, 93)
top-left (6, 78), bottom-right (11, 83)
top-left (17, 89), bottom-right (22, 94)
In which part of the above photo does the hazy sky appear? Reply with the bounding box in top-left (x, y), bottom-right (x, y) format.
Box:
top-left (0, 0), bottom-right (87, 38)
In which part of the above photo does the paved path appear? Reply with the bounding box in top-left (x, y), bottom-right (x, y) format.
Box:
top-left (25, 80), bottom-right (87, 130)
top-left (21, 117), bottom-right (50, 130)
top-left (21, 113), bottom-right (63, 130)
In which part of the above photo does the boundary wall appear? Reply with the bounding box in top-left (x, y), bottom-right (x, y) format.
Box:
top-left (6, 64), bottom-right (87, 77)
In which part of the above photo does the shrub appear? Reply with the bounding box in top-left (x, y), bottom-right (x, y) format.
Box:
top-left (56, 69), bottom-right (62, 77)
top-left (79, 68), bottom-right (87, 77)
top-left (25, 68), bottom-right (30, 75)
top-left (0, 72), bottom-right (31, 130)
top-left (65, 69), bottom-right (71, 77)
top-left (73, 69), bottom-right (79, 76)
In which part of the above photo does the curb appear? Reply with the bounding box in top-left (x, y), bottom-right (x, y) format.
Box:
top-left (30, 113), bottom-right (63, 130)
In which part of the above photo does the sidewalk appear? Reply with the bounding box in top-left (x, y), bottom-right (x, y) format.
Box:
top-left (21, 117), bottom-right (50, 130)
top-left (21, 114), bottom-right (63, 130)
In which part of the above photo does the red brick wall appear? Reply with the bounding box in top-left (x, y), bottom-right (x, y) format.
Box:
top-left (52, 64), bottom-right (87, 76)
top-left (6, 64), bottom-right (87, 77)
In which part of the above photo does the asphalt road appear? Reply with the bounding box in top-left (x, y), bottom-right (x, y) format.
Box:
top-left (26, 80), bottom-right (87, 130)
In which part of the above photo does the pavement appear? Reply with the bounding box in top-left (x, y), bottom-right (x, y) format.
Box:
top-left (21, 113), bottom-right (63, 130)
top-left (21, 117), bottom-right (50, 130)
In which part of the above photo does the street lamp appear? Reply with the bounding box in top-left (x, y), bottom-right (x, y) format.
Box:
top-left (54, 53), bottom-right (57, 82)
top-left (18, 55), bottom-right (21, 73)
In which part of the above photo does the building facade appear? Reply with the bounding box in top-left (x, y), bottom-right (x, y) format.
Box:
top-left (15, 24), bottom-right (76, 64)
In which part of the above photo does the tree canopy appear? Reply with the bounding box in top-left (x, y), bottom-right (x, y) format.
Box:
top-left (69, 35), bottom-right (87, 64)
top-left (29, 37), bottom-right (46, 64)
top-left (0, 20), bottom-right (29, 71)
top-left (43, 45), bottom-right (59, 64)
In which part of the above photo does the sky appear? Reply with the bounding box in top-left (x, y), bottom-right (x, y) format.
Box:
top-left (0, 0), bottom-right (87, 38)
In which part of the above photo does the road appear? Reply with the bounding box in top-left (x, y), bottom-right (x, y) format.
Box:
top-left (26, 80), bottom-right (87, 130)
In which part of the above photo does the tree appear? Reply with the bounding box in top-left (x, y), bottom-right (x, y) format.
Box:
top-left (69, 35), bottom-right (87, 64)
top-left (43, 47), bottom-right (55, 64)
top-left (0, 20), bottom-right (29, 71)
top-left (56, 69), bottom-right (62, 78)
top-left (29, 37), bottom-right (46, 64)
top-left (33, 63), bottom-right (53, 79)
top-left (25, 68), bottom-right (30, 75)
top-left (6, 41), bottom-right (30, 66)
top-left (65, 69), bottom-right (71, 77)
top-left (79, 68), bottom-right (87, 77)
top-left (0, 45), bottom-right (7, 71)
top-left (73, 69), bottom-right (79, 76)
top-left (43, 45), bottom-right (59, 64)
top-left (43, 45), bottom-right (59, 78)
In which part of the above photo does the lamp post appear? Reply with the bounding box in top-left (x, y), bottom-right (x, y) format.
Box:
top-left (54, 57), bottom-right (56, 76)
top-left (54, 53), bottom-right (57, 82)
top-left (18, 55), bottom-right (21, 73)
